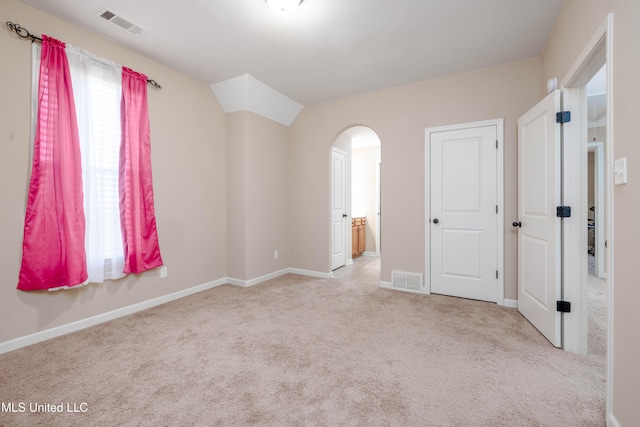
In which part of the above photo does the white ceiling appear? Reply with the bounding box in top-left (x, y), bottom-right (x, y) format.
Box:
top-left (17, 0), bottom-right (566, 105)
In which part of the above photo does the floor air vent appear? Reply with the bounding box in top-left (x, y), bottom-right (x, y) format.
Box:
top-left (391, 271), bottom-right (422, 292)
top-left (96, 9), bottom-right (147, 36)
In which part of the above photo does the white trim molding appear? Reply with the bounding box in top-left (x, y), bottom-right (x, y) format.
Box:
top-left (227, 268), bottom-right (290, 288)
top-left (608, 413), bottom-right (621, 427)
top-left (0, 278), bottom-right (227, 355)
top-left (379, 280), bottom-right (422, 295)
top-left (0, 267), bottom-right (334, 355)
top-left (288, 268), bottom-right (333, 279)
top-left (503, 299), bottom-right (518, 309)
top-left (560, 13), bottom-right (614, 422)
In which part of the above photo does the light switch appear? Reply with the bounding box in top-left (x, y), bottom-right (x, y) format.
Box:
top-left (614, 157), bottom-right (627, 185)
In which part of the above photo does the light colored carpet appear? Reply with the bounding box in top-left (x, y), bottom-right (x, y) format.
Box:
top-left (0, 256), bottom-right (605, 426)
top-left (587, 255), bottom-right (607, 357)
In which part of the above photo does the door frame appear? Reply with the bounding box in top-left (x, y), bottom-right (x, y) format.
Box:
top-left (424, 118), bottom-right (504, 305)
top-left (559, 14), bottom-right (613, 356)
top-left (375, 161), bottom-right (381, 256)
top-left (559, 13), bottom-right (613, 419)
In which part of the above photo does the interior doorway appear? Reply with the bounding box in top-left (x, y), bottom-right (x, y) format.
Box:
top-left (586, 65), bottom-right (607, 280)
top-left (558, 15), bottom-right (612, 362)
top-left (331, 126), bottom-right (382, 273)
top-left (585, 65), bottom-right (608, 357)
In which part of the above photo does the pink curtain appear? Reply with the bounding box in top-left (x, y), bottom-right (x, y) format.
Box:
top-left (119, 67), bottom-right (163, 274)
top-left (18, 35), bottom-right (87, 290)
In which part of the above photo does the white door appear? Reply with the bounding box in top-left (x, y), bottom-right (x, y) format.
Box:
top-left (516, 90), bottom-right (561, 347)
top-left (429, 124), bottom-right (498, 302)
top-left (331, 148), bottom-right (347, 270)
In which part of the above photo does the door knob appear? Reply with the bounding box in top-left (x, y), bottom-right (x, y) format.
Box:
top-left (433, 218), bottom-right (439, 224)
top-left (343, 214), bottom-right (348, 218)
top-left (512, 221), bottom-right (522, 228)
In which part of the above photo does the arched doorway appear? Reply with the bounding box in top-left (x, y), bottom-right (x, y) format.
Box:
top-left (330, 126), bottom-right (381, 275)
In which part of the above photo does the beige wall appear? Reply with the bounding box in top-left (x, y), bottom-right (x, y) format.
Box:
top-left (290, 58), bottom-right (541, 300)
top-left (226, 112), bottom-right (248, 279)
top-left (542, 0), bottom-right (640, 423)
top-left (245, 112), bottom-right (291, 279)
top-left (541, 1), bottom-right (612, 96)
top-left (0, 0), bottom-right (227, 343)
top-left (226, 110), bottom-right (292, 281)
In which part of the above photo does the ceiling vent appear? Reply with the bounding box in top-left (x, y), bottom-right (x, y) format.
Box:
top-left (95, 9), bottom-right (147, 36)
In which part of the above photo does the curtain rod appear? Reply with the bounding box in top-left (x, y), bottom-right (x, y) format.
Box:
top-left (5, 21), bottom-right (162, 89)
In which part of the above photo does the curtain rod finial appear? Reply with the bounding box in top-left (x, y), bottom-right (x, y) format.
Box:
top-left (147, 79), bottom-right (162, 90)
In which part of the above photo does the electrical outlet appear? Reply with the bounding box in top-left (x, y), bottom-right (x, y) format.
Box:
top-left (160, 266), bottom-right (167, 278)
top-left (274, 250), bottom-right (279, 260)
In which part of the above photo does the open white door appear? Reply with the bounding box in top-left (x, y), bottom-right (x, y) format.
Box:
top-left (331, 148), bottom-right (347, 270)
top-left (516, 90), bottom-right (562, 347)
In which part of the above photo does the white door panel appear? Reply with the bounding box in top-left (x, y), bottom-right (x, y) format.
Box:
top-left (517, 90), bottom-right (561, 347)
top-left (430, 125), bottom-right (497, 302)
top-left (331, 148), bottom-right (347, 270)
top-left (521, 235), bottom-right (550, 307)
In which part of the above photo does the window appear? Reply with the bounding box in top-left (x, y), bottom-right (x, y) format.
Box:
top-left (66, 48), bottom-right (126, 283)
top-left (19, 37), bottom-right (162, 291)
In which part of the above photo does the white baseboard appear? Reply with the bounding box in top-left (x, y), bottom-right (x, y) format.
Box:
top-left (0, 278), bottom-right (227, 355)
top-left (607, 413), bottom-right (621, 427)
top-left (380, 280), bottom-right (391, 289)
top-left (227, 268), bottom-right (290, 288)
top-left (0, 266), bottom-right (335, 355)
top-left (382, 281), bottom-right (516, 303)
top-left (503, 299), bottom-right (518, 308)
top-left (225, 277), bottom-right (246, 287)
top-left (288, 268), bottom-right (332, 279)
top-left (379, 280), bottom-right (423, 295)
top-left (362, 251), bottom-right (377, 257)
top-left (229, 268), bottom-right (332, 286)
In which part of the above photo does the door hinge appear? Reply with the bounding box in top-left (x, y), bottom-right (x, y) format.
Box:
top-left (556, 111), bottom-right (571, 124)
top-left (556, 206), bottom-right (571, 218)
top-left (496, 140), bottom-right (498, 149)
top-left (496, 270), bottom-right (499, 279)
top-left (496, 205), bottom-right (498, 214)
top-left (556, 300), bottom-right (571, 313)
